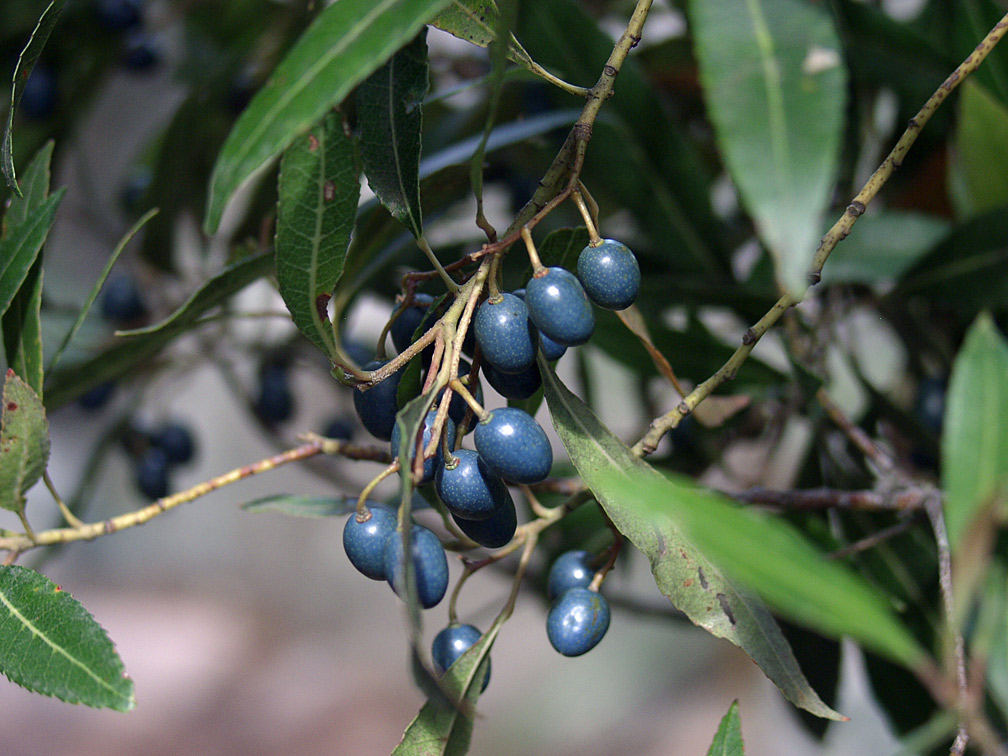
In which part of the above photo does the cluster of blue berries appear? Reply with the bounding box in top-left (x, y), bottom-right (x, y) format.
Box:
top-left (96, 0), bottom-right (161, 72)
top-left (126, 420), bottom-right (197, 500)
top-left (545, 550), bottom-right (611, 656)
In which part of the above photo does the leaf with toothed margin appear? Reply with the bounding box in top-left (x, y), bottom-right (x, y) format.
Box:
top-left (706, 701), bottom-right (745, 756)
top-left (432, 0), bottom-right (544, 80)
top-left (0, 370), bottom-right (49, 515)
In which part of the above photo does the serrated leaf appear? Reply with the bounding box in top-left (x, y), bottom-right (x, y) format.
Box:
top-left (689, 0), bottom-right (847, 295)
top-left (393, 623), bottom-right (498, 756)
top-left (2, 0), bottom-right (66, 195)
top-left (950, 80), bottom-right (1008, 216)
top-left (3, 140), bottom-right (54, 233)
top-left (432, 0), bottom-right (544, 79)
top-left (707, 701), bottom-right (745, 756)
top-left (3, 261), bottom-right (44, 398)
top-left (44, 252), bottom-right (272, 408)
top-left (357, 31), bottom-right (429, 238)
top-left (0, 371), bottom-right (49, 514)
top-left (942, 313), bottom-right (1008, 551)
top-left (540, 358), bottom-right (926, 709)
top-left (0, 190), bottom-right (64, 320)
top-left (0, 565), bottom-right (133, 710)
top-left (276, 111), bottom-right (360, 357)
top-left (242, 494), bottom-right (359, 517)
top-left (204, 0), bottom-right (451, 234)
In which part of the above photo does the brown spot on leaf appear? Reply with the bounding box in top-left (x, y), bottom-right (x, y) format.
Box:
top-left (323, 181), bottom-right (336, 202)
top-left (315, 294), bottom-right (330, 322)
top-left (6, 402), bottom-right (16, 411)
top-left (307, 134), bottom-right (319, 151)
top-left (697, 567), bottom-right (708, 590)
top-left (683, 579), bottom-right (693, 587)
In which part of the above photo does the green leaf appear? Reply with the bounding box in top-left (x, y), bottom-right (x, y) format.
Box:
top-left (689, 0), bottom-right (847, 295)
top-left (0, 190), bottom-right (64, 320)
top-left (44, 251), bottom-right (272, 409)
top-left (0, 371), bottom-right (49, 514)
top-left (3, 261), bottom-right (44, 398)
top-left (3, 140), bottom-right (54, 232)
top-left (822, 212), bottom-right (950, 285)
top-left (357, 30), bottom-right (429, 238)
top-left (393, 623), bottom-right (498, 756)
top-left (540, 359), bottom-right (925, 700)
top-left (942, 313), bottom-right (1008, 551)
top-left (535, 226), bottom-right (590, 272)
top-left (431, 0), bottom-right (545, 80)
top-left (242, 494), bottom-right (359, 517)
top-left (950, 81), bottom-right (1008, 216)
top-left (276, 111), bottom-right (360, 357)
top-left (706, 701), bottom-right (745, 756)
top-left (204, 0), bottom-right (451, 234)
top-left (0, 565), bottom-right (133, 710)
top-left (2, 0), bottom-right (66, 195)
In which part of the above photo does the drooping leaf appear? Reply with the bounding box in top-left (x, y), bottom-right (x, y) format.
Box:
top-left (204, 0), bottom-right (451, 233)
top-left (540, 359), bottom-right (925, 704)
top-left (0, 190), bottom-right (64, 320)
top-left (689, 0), bottom-right (847, 295)
top-left (432, 0), bottom-right (542, 77)
top-left (950, 80), bottom-right (1008, 216)
top-left (393, 622), bottom-right (498, 756)
top-left (706, 701), bottom-right (745, 756)
top-left (942, 313), bottom-right (1008, 551)
top-left (3, 261), bottom-right (44, 398)
top-left (357, 30), bottom-right (429, 238)
top-left (276, 111), bottom-right (360, 357)
top-left (2, 0), bottom-right (66, 195)
top-left (44, 251), bottom-right (272, 408)
top-left (242, 494), bottom-right (359, 518)
top-left (0, 565), bottom-right (133, 711)
top-left (3, 140), bottom-right (54, 233)
top-left (0, 371), bottom-right (49, 514)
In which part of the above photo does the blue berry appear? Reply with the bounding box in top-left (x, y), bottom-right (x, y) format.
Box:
top-left (483, 362), bottom-right (540, 400)
top-left (432, 624), bottom-right (490, 690)
top-left (352, 360), bottom-right (405, 440)
top-left (152, 422), bottom-right (196, 465)
top-left (343, 507), bottom-right (397, 580)
top-left (122, 30), bottom-right (161, 71)
top-left (255, 363), bottom-right (294, 423)
top-left (323, 416), bottom-right (354, 442)
top-left (119, 166), bottom-right (152, 216)
top-left (78, 381), bottom-right (116, 411)
top-left (100, 274), bottom-right (147, 323)
top-left (546, 550), bottom-right (595, 600)
top-left (135, 446), bottom-right (170, 500)
top-left (452, 495), bottom-right (517, 549)
top-left (343, 340), bottom-right (374, 368)
top-left (96, 0), bottom-right (143, 30)
top-left (513, 289), bottom-right (566, 361)
top-left (525, 267), bottom-right (594, 347)
top-left (546, 588), bottom-right (610, 657)
top-left (435, 449), bottom-right (512, 520)
top-left (474, 407), bottom-right (552, 484)
top-left (391, 410), bottom-right (456, 485)
top-left (391, 293), bottom-right (436, 355)
top-left (19, 65), bottom-right (57, 121)
top-left (384, 524), bottom-right (449, 608)
top-left (474, 293), bottom-right (538, 374)
top-left (915, 376), bottom-right (946, 434)
top-left (577, 239), bottom-right (640, 310)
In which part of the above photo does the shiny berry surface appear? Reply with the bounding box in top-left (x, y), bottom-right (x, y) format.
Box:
top-left (391, 410), bottom-right (456, 485)
top-left (135, 446), bottom-right (169, 500)
top-left (352, 360), bottom-right (405, 441)
top-left (474, 408), bottom-right (552, 484)
top-left (435, 449), bottom-right (512, 520)
top-left (474, 293), bottom-right (538, 374)
top-left (577, 239), bottom-right (641, 310)
top-left (152, 422), bottom-right (196, 465)
top-left (384, 524), bottom-right (450, 609)
top-left (546, 588), bottom-right (610, 657)
top-left (483, 363), bottom-right (541, 401)
top-left (451, 496), bottom-right (517, 549)
top-left (525, 267), bottom-right (594, 347)
top-left (432, 624), bottom-right (490, 691)
top-left (546, 550), bottom-right (595, 600)
top-left (343, 507), bottom-right (397, 580)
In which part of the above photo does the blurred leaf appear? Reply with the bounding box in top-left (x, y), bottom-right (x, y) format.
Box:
top-left (432, 0), bottom-right (542, 78)
top-left (950, 81), bottom-right (1008, 216)
top-left (0, 565), bottom-right (133, 711)
top-left (0, 190), bottom-right (64, 321)
top-left (0, 371), bottom-right (49, 514)
top-left (951, 0), bottom-right (1008, 109)
top-left (822, 212), bottom-right (951, 285)
top-left (689, 0), bottom-right (847, 295)
top-left (358, 31), bottom-right (429, 238)
top-left (44, 252), bottom-right (272, 408)
top-left (535, 226), bottom-right (589, 271)
top-left (276, 111), bottom-right (360, 357)
top-left (3, 140), bottom-right (53, 233)
top-left (539, 360), bottom-right (853, 718)
top-left (393, 622), bottom-right (497, 756)
top-left (706, 701), bottom-right (745, 756)
top-left (242, 495), bottom-right (359, 517)
top-left (3, 262), bottom-right (44, 398)
top-left (204, 0), bottom-right (452, 233)
top-left (942, 313), bottom-right (1008, 551)
top-left (2, 0), bottom-right (66, 195)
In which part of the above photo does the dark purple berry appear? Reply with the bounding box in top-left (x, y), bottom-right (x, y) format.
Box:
top-left (384, 524), bottom-right (449, 608)
top-left (435, 449), bottom-right (511, 520)
top-left (343, 507), bottom-right (396, 580)
top-left (525, 267), bottom-right (594, 347)
top-left (546, 550), bottom-right (595, 600)
top-left (474, 407), bottom-right (552, 484)
top-left (122, 30), bottom-right (161, 71)
top-left (577, 239), bottom-right (640, 310)
top-left (255, 363), bottom-right (294, 423)
top-left (432, 624), bottom-right (490, 690)
top-left (483, 363), bottom-right (541, 401)
top-left (152, 422), bottom-right (196, 465)
top-left (100, 274), bottom-right (147, 323)
top-left (352, 360), bottom-right (406, 441)
top-left (513, 288), bottom-right (566, 361)
top-left (474, 293), bottom-right (538, 374)
top-left (452, 496), bottom-right (517, 549)
top-left (391, 293), bottom-right (436, 355)
top-left (323, 416), bottom-right (354, 442)
top-left (547, 588), bottom-right (610, 656)
top-left (135, 446), bottom-right (170, 500)
top-left (78, 381), bottom-right (116, 411)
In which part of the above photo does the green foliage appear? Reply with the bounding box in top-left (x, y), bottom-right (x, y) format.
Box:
top-left (0, 371), bottom-right (49, 515)
top-left (951, 80), bottom-right (1008, 215)
top-left (242, 494), bottom-right (359, 517)
top-left (706, 701), bottom-right (745, 756)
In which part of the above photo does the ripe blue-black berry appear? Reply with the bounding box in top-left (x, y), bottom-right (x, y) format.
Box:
top-left (577, 239), bottom-right (640, 310)
top-left (546, 587), bottom-right (610, 657)
top-left (96, 0), bottom-right (143, 30)
top-left (915, 376), bottom-right (946, 434)
top-left (452, 495), bottom-right (517, 549)
top-left (20, 65), bottom-right (57, 121)
top-left (323, 416), bottom-right (354, 442)
top-left (435, 449), bottom-right (512, 520)
top-left (353, 360), bottom-right (405, 441)
top-left (343, 507), bottom-right (396, 580)
top-left (474, 407), bottom-right (552, 484)
top-left (391, 293), bottom-right (435, 355)
top-left (78, 381), bottom-right (116, 411)
top-left (474, 293), bottom-right (538, 374)
top-left (483, 362), bottom-right (541, 401)
top-left (432, 624), bottom-right (490, 690)
top-left (513, 289), bottom-right (567, 361)
top-left (343, 340), bottom-right (374, 368)
top-left (384, 524), bottom-right (449, 608)
top-left (119, 166), bottom-right (152, 216)
top-left (100, 274), bottom-right (147, 323)
top-left (391, 410), bottom-right (456, 485)
top-left (123, 30), bottom-right (161, 71)
top-left (546, 550), bottom-right (595, 600)
top-left (135, 446), bottom-right (170, 500)
top-left (152, 422), bottom-right (196, 465)
top-left (255, 363), bottom-right (294, 423)
top-left (525, 267), bottom-right (594, 346)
